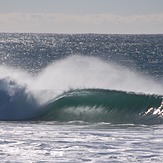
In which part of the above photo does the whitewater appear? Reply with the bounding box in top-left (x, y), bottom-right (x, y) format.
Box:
top-left (0, 33), bottom-right (163, 162)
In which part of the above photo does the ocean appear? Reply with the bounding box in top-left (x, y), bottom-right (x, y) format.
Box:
top-left (0, 33), bottom-right (163, 162)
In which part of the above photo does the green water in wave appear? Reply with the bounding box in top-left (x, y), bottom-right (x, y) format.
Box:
top-left (39, 89), bottom-right (162, 124)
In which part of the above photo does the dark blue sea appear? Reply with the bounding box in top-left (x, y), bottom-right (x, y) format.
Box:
top-left (0, 33), bottom-right (163, 162)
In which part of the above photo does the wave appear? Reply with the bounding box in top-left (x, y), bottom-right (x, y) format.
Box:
top-left (0, 55), bottom-right (163, 124)
top-left (0, 77), bottom-right (162, 124)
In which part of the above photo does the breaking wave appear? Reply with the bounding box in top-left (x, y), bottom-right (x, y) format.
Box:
top-left (0, 55), bottom-right (162, 124)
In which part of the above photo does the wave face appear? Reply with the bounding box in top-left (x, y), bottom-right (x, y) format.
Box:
top-left (40, 89), bottom-right (163, 124)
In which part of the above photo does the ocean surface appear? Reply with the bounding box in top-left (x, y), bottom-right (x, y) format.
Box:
top-left (0, 33), bottom-right (163, 162)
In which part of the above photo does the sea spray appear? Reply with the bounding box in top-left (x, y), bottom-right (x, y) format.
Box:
top-left (33, 55), bottom-right (163, 98)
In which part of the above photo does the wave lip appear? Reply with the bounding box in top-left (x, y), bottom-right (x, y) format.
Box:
top-left (39, 89), bottom-right (163, 124)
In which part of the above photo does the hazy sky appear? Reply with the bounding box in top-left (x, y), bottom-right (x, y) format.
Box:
top-left (0, 0), bottom-right (163, 34)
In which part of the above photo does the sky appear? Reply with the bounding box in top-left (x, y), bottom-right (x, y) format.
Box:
top-left (0, 0), bottom-right (163, 34)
